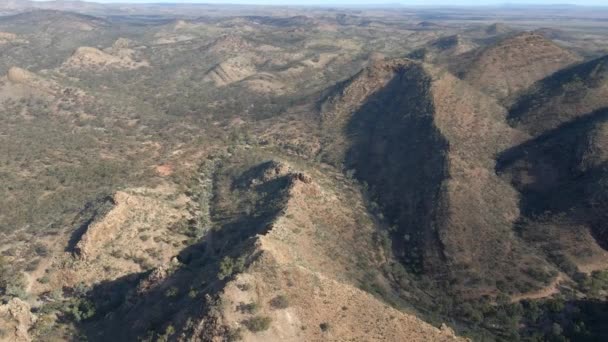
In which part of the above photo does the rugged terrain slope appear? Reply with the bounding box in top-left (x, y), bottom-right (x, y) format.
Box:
top-left (321, 58), bottom-right (554, 297)
top-left (463, 32), bottom-right (581, 102)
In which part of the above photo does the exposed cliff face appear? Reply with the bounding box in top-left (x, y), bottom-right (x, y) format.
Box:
top-left (463, 32), bottom-right (581, 102)
top-left (321, 59), bottom-right (553, 297)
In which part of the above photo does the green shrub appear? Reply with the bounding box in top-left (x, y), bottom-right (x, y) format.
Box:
top-left (218, 256), bottom-right (246, 280)
top-left (64, 299), bottom-right (96, 322)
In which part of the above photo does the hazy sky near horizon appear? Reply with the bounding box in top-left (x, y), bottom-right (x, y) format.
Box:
top-left (30, 0), bottom-right (608, 6)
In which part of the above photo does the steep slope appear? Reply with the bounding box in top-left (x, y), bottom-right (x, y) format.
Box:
top-left (201, 161), bottom-right (464, 342)
top-left (498, 56), bottom-right (608, 274)
top-left (463, 32), bottom-right (581, 102)
top-left (498, 109), bottom-right (608, 276)
top-left (509, 55), bottom-right (608, 136)
top-left (321, 59), bottom-right (553, 297)
top-left (72, 156), bottom-right (465, 341)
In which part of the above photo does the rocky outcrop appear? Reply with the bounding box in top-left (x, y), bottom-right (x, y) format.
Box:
top-left (6, 67), bottom-right (34, 84)
top-left (73, 189), bottom-right (187, 263)
top-left (203, 56), bottom-right (258, 87)
top-left (0, 298), bottom-right (36, 342)
top-left (0, 32), bottom-right (18, 44)
top-left (62, 46), bottom-right (149, 70)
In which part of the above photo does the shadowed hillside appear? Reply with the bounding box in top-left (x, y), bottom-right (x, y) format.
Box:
top-left (509, 55), bottom-right (608, 135)
top-left (321, 59), bottom-right (553, 299)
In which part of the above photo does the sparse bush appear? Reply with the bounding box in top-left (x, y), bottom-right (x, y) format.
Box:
top-left (188, 288), bottom-right (198, 299)
top-left (157, 324), bottom-right (175, 342)
top-left (237, 283), bottom-right (251, 291)
top-left (34, 244), bottom-right (50, 257)
top-left (319, 322), bottom-right (331, 332)
top-left (165, 286), bottom-right (179, 298)
top-left (227, 327), bottom-right (243, 341)
top-left (244, 316), bottom-right (272, 332)
top-left (270, 295), bottom-right (289, 309)
top-left (238, 302), bottom-right (259, 314)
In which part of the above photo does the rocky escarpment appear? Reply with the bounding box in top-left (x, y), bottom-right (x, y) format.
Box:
top-left (463, 32), bottom-right (581, 102)
top-left (78, 157), bottom-right (465, 341)
top-left (0, 298), bottom-right (36, 342)
top-left (187, 160), bottom-right (466, 342)
top-left (30, 185), bottom-right (194, 293)
top-left (322, 58), bottom-right (554, 297)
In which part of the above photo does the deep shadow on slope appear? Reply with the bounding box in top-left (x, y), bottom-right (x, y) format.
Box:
top-left (508, 55), bottom-right (608, 135)
top-left (75, 158), bottom-right (295, 341)
top-left (65, 195), bottom-right (115, 253)
top-left (344, 64), bottom-right (450, 274)
top-left (497, 108), bottom-right (608, 250)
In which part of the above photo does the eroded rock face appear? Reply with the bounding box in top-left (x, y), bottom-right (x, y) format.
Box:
top-left (203, 55), bottom-right (260, 87)
top-left (0, 298), bottom-right (36, 342)
top-left (73, 191), bottom-right (131, 260)
top-left (73, 189), bottom-right (188, 264)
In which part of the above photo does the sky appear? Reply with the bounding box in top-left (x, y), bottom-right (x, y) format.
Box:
top-left (29, 0), bottom-right (608, 6)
